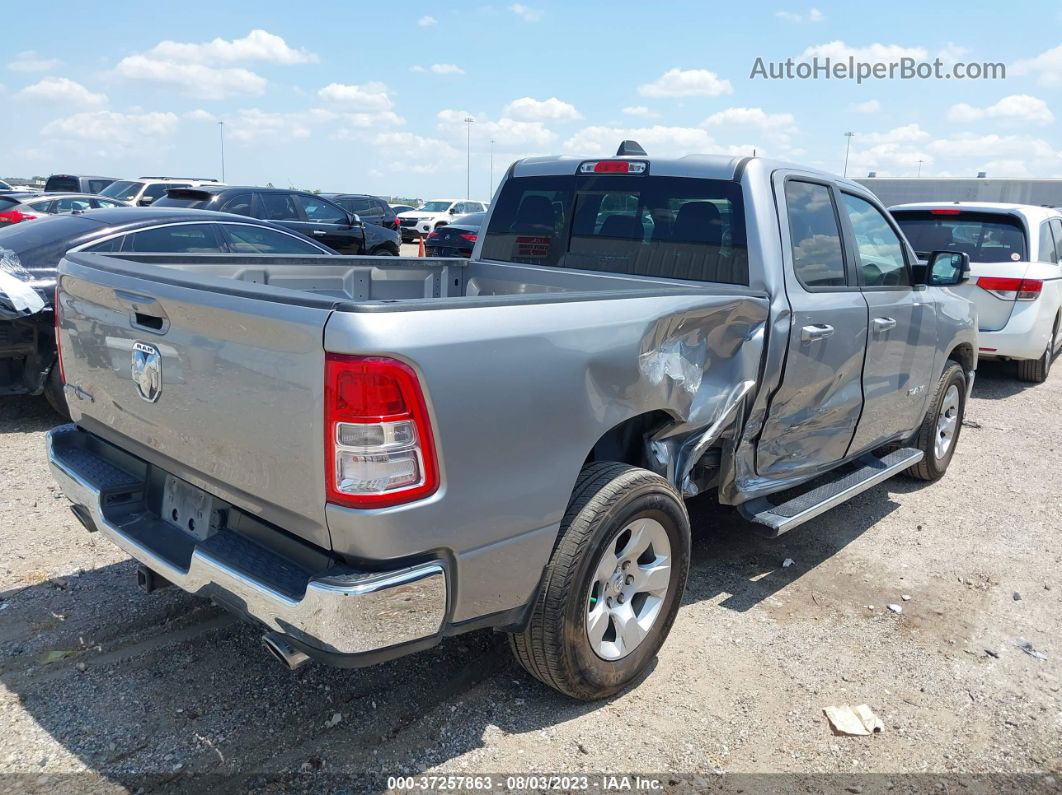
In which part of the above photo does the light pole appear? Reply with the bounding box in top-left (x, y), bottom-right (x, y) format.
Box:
top-left (463, 116), bottom-right (474, 199)
top-left (489, 137), bottom-right (495, 198)
top-left (843, 131), bottom-right (854, 178)
top-left (916, 159), bottom-right (924, 177)
top-left (218, 121), bottom-right (226, 182)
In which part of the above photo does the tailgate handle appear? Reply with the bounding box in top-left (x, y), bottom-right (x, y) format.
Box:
top-left (114, 290), bottom-right (169, 334)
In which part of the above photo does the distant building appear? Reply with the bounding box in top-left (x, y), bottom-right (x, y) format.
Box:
top-left (857, 178), bottom-right (1062, 208)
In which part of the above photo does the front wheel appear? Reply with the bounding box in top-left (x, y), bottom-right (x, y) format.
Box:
top-left (369, 245), bottom-right (397, 256)
top-left (508, 462), bottom-right (690, 700)
top-left (907, 361), bottom-right (966, 481)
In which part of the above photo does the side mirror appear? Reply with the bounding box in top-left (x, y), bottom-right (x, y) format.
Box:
top-left (349, 213), bottom-right (363, 227)
top-left (449, 207), bottom-right (457, 215)
top-left (138, 197), bottom-right (154, 206)
top-left (925, 250), bottom-right (971, 286)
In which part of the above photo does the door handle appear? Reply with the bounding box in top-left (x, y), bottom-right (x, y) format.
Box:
top-left (801, 324), bottom-right (834, 343)
top-left (312, 230), bottom-right (327, 236)
top-left (873, 317), bottom-right (897, 333)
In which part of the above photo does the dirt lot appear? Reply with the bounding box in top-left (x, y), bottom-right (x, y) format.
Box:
top-left (0, 360), bottom-right (1059, 791)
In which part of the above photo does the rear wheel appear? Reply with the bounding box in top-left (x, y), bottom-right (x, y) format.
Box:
top-left (42, 364), bottom-right (69, 419)
top-left (508, 462), bottom-right (690, 700)
top-left (1016, 317), bottom-right (1057, 383)
top-left (907, 361), bottom-right (965, 481)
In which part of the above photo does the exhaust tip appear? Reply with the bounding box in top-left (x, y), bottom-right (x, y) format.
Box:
top-left (262, 632), bottom-right (310, 671)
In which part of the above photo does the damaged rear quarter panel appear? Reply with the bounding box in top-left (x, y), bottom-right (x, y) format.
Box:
top-left (322, 291), bottom-right (767, 620)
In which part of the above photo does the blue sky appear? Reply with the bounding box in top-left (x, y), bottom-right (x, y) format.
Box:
top-left (5, 1), bottom-right (1062, 199)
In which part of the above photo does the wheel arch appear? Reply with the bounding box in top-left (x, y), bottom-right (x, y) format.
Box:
top-left (582, 410), bottom-right (676, 474)
top-left (947, 341), bottom-right (975, 375)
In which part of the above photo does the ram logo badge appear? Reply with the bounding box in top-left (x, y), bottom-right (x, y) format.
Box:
top-left (131, 341), bottom-right (162, 403)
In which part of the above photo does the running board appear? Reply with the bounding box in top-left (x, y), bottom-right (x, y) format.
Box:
top-left (739, 447), bottom-right (923, 537)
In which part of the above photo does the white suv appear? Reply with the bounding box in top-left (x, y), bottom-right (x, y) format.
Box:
top-left (98, 177), bottom-right (225, 207)
top-left (397, 199), bottom-right (487, 241)
top-left (892, 202), bottom-right (1062, 382)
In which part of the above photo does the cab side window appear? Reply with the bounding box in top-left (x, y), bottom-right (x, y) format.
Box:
top-left (220, 192), bottom-right (254, 217)
top-left (840, 193), bottom-right (910, 287)
top-left (296, 195), bottom-right (347, 224)
top-left (785, 181), bottom-right (847, 288)
top-left (256, 192), bottom-right (299, 221)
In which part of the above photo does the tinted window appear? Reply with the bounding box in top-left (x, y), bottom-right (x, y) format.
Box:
top-left (1051, 219), bottom-right (1062, 263)
top-left (99, 180), bottom-right (143, 202)
top-left (44, 176), bottom-right (79, 192)
top-left (142, 182), bottom-right (187, 203)
top-left (892, 210), bottom-right (1027, 263)
top-left (220, 192), bottom-right (254, 217)
top-left (257, 192), bottom-right (300, 221)
top-left (88, 179), bottom-right (114, 193)
top-left (296, 195), bottom-right (346, 224)
top-left (336, 197), bottom-right (372, 214)
top-left (83, 236), bottom-right (123, 253)
top-left (453, 212), bottom-right (485, 227)
top-left (840, 193), bottom-right (909, 287)
top-left (785, 181), bottom-right (846, 288)
top-left (223, 224), bottom-right (325, 254)
top-left (1038, 222), bottom-right (1057, 263)
top-left (481, 175), bottom-right (747, 283)
top-left (123, 223), bottom-right (220, 253)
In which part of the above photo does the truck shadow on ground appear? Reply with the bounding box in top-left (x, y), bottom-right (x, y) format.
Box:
top-left (0, 396), bottom-right (63, 434)
top-left (0, 474), bottom-right (916, 790)
top-left (971, 357), bottom-right (1056, 401)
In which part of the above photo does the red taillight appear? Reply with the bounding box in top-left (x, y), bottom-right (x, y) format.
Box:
top-left (976, 276), bottom-right (1042, 301)
top-left (324, 354), bottom-right (439, 509)
top-left (930, 208), bottom-right (962, 215)
top-left (426, 230), bottom-right (440, 240)
top-left (0, 210), bottom-right (40, 224)
top-left (594, 161), bottom-right (630, 173)
top-left (459, 232), bottom-right (477, 242)
top-left (53, 285), bottom-right (65, 385)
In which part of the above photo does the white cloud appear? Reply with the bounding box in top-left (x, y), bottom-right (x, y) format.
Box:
top-left (701, 106), bottom-right (795, 130)
top-left (509, 3), bottom-right (542, 21)
top-left (639, 68), bottom-right (732, 98)
top-left (183, 108), bottom-right (217, 122)
top-left (936, 42), bottom-right (969, 65)
top-left (503, 96), bottom-right (581, 122)
top-left (856, 123), bottom-right (930, 146)
top-left (622, 106), bottom-right (659, 119)
top-left (317, 81), bottom-right (394, 111)
top-left (437, 109), bottom-right (556, 151)
top-left (333, 110), bottom-right (405, 132)
top-left (17, 77), bottom-right (106, 108)
top-left (114, 56), bottom-right (266, 99)
top-left (853, 99), bottom-right (881, 114)
top-left (417, 15), bottom-right (437, 26)
top-left (41, 110), bottom-right (178, 148)
top-left (225, 108), bottom-right (318, 144)
top-left (112, 30), bottom-right (315, 100)
top-left (775, 7), bottom-right (824, 22)
top-left (1013, 44), bottom-right (1062, 87)
top-left (426, 63), bottom-right (465, 75)
top-left (7, 50), bottom-right (61, 73)
top-left (800, 41), bottom-right (928, 64)
top-left (947, 94), bottom-right (1053, 125)
top-left (145, 29), bottom-right (317, 65)
top-left (372, 131), bottom-right (461, 174)
top-left (563, 125), bottom-right (717, 158)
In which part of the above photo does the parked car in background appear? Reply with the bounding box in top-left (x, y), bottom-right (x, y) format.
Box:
top-left (0, 180), bottom-right (14, 192)
top-left (891, 202), bottom-right (1062, 382)
top-left (154, 186), bottom-right (401, 255)
top-left (47, 146), bottom-right (976, 699)
top-left (0, 193), bottom-right (128, 227)
top-left (397, 199), bottom-right (488, 242)
top-left (424, 211), bottom-right (485, 257)
top-left (44, 174), bottom-right (117, 194)
top-left (0, 207), bottom-right (336, 414)
top-left (389, 203), bottom-right (417, 216)
top-left (98, 177), bottom-right (224, 207)
top-left (319, 193), bottom-right (399, 233)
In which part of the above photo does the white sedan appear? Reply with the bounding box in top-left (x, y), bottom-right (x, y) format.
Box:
top-left (891, 202), bottom-right (1062, 382)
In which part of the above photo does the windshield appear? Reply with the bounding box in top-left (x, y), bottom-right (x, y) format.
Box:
top-left (421, 201), bottom-right (453, 213)
top-left (99, 180), bottom-right (143, 201)
top-left (480, 174), bottom-right (748, 284)
top-left (892, 210), bottom-right (1028, 263)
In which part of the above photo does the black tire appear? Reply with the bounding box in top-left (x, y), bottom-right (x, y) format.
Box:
top-left (508, 462), bottom-right (691, 700)
top-left (42, 364), bottom-right (70, 419)
top-left (370, 245), bottom-right (397, 256)
top-left (1016, 317), bottom-right (1057, 383)
top-left (907, 361), bottom-right (966, 481)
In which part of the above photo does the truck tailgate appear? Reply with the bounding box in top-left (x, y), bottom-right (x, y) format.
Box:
top-left (56, 254), bottom-right (336, 550)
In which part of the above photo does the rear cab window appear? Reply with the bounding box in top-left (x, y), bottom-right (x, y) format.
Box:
top-left (44, 176), bottom-right (79, 192)
top-left (891, 210), bottom-right (1028, 263)
top-left (480, 173), bottom-right (748, 284)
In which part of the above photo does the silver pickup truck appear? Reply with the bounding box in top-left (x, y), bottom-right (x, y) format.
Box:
top-left (47, 145), bottom-right (976, 699)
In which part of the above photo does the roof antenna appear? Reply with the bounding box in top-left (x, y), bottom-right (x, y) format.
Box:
top-left (615, 140), bottom-right (647, 157)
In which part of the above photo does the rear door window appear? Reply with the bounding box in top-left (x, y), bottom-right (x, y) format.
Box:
top-left (51, 197), bottom-right (94, 214)
top-left (87, 179), bottom-right (113, 194)
top-left (481, 174), bottom-right (748, 283)
top-left (1051, 219), bottom-right (1062, 263)
top-left (219, 192), bottom-right (254, 217)
top-left (222, 224), bottom-right (325, 254)
top-left (840, 193), bottom-right (909, 287)
top-left (892, 211), bottom-right (1028, 263)
top-left (122, 223), bottom-right (222, 253)
top-left (296, 195), bottom-right (347, 224)
top-left (1038, 222), bottom-right (1057, 263)
top-left (784, 181), bottom-right (847, 288)
top-left (256, 192), bottom-right (300, 221)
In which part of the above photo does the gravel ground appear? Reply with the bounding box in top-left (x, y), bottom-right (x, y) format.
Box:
top-left (0, 360), bottom-right (1059, 792)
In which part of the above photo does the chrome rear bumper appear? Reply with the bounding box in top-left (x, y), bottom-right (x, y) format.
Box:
top-left (46, 425), bottom-right (447, 656)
